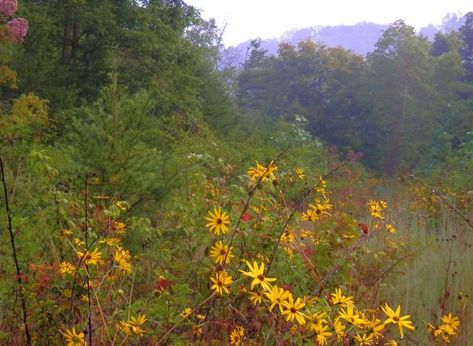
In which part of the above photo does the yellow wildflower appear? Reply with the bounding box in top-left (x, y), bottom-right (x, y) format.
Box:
top-left (61, 327), bottom-right (85, 346)
top-left (59, 261), bottom-right (76, 275)
top-left (119, 314), bottom-right (146, 336)
top-left (367, 200), bottom-right (387, 219)
top-left (205, 208), bottom-right (230, 236)
top-left (338, 305), bottom-right (367, 328)
top-left (76, 248), bottom-right (102, 266)
top-left (281, 294), bottom-right (306, 325)
top-left (355, 333), bottom-right (374, 345)
top-left (210, 271), bottom-right (233, 295)
top-left (313, 323), bottom-right (332, 345)
top-left (365, 315), bottom-right (385, 339)
top-left (249, 291), bottom-right (264, 305)
top-left (265, 285), bottom-right (291, 312)
top-left (381, 303), bottom-right (415, 338)
top-left (114, 247), bottom-right (132, 274)
top-left (192, 325), bottom-right (202, 337)
top-left (281, 229), bottom-right (295, 243)
top-left (333, 318), bottom-right (346, 342)
top-left (115, 200), bottom-right (129, 211)
top-left (330, 288), bottom-right (354, 308)
top-left (229, 325), bottom-right (245, 345)
top-left (295, 168), bottom-right (305, 179)
top-left (209, 241), bottom-right (234, 265)
top-left (240, 260), bottom-right (276, 291)
top-left (247, 160), bottom-right (277, 182)
top-left (113, 222), bottom-right (126, 235)
top-left (441, 313), bottom-right (460, 333)
top-left (180, 307), bottom-right (192, 319)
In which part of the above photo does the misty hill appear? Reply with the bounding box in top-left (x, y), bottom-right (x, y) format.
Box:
top-left (221, 14), bottom-right (466, 68)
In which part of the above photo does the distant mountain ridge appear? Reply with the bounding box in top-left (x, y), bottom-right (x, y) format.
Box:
top-left (220, 14), bottom-right (466, 68)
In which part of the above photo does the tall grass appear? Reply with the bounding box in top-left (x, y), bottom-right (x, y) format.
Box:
top-left (380, 202), bottom-right (473, 345)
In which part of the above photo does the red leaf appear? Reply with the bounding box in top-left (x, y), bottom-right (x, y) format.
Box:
top-left (241, 212), bottom-right (253, 222)
top-left (358, 223), bottom-right (369, 234)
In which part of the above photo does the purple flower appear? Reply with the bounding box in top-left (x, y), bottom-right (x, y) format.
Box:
top-left (0, 0), bottom-right (17, 18)
top-left (7, 17), bottom-right (28, 42)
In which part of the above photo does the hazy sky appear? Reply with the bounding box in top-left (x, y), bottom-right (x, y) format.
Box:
top-left (185, 0), bottom-right (471, 46)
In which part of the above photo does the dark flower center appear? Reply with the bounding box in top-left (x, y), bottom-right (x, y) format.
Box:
top-left (216, 218), bottom-right (222, 224)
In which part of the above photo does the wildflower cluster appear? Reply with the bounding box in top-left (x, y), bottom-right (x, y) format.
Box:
top-left (426, 313), bottom-right (461, 344)
top-left (195, 160), bottom-right (439, 345)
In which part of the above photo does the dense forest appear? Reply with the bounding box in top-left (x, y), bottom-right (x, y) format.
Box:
top-left (0, 1), bottom-right (472, 345)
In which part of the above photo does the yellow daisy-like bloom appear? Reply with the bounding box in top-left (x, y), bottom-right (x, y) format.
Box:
top-left (281, 294), bottom-right (306, 325)
top-left (256, 253), bottom-right (270, 263)
top-left (114, 247), bottom-right (132, 274)
top-left (441, 313), bottom-right (460, 333)
top-left (365, 315), bottom-right (385, 339)
top-left (180, 307), bottom-right (192, 319)
top-left (114, 200), bottom-right (129, 211)
top-left (367, 200), bottom-right (387, 219)
top-left (265, 285), bottom-right (291, 312)
top-left (284, 247), bottom-right (294, 259)
top-left (355, 333), bottom-right (374, 345)
top-left (427, 322), bottom-right (444, 338)
top-left (205, 208), bottom-right (230, 236)
top-left (229, 325), bottom-right (245, 345)
top-left (384, 339), bottom-right (398, 346)
top-left (99, 237), bottom-right (121, 247)
top-left (196, 314), bottom-right (206, 321)
top-left (62, 327), bottom-right (85, 346)
top-left (113, 221), bottom-right (127, 235)
top-left (308, 200), bottom-right (332, 217)
top-left (281, 229), bottom-right (295, 243)
top-left (59, 261), bottom-right (76, 275)
top-left (313, 323), bottom-right (332, 345)
top-left (119, 314), bottom-right (146, 336)
top-left (59, 229), bottom-right (73, 239)
top-left (338, 305), bottom-right (367, 328)
top-left (248, 291), bottom-right (264, 305)
top-left (247, 160), bottom-right (278, 182)
top-left (440, 324), bottom-right (457, 337)
top-left (330, 288), bottom-right (354, 308)
top-left (192, 325), bottom-right (202, 337)
top-left (295, 168), bottom-right (305, 179)
top-left (209, 241), bottom-right (234, 265)
top-left (308, 311), bottom-right (328, 334)
top-left (210, 271), bottom-right (233, 295)
top-left (73, 238), bottom-right (85, 247)
top-left (333, 318), bottom-right (346, 342)
top-left (76, 248), bottom-right (102, 266)
top-left (239, 260), bottom-right (276, 291)
top-left (301, 208), bottom-right (320, 222)
top-left (386, 224), bottom-right (396, 233)
top-left (381, 303), bottom-right (415, 338)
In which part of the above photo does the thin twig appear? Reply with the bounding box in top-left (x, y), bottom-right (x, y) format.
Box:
top-left (224, 148), bottom-right (290, 263)
top-left (408, 174), bottom-right (473, 230)
top-left (84, 174), bottom-right (93, 345)
top-left (157, 293), bottom-right (216, 345)
top-left (0, 157), bottom-right (31, 344)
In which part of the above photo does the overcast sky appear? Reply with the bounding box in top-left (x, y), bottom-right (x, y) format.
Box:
top-left (185, 0), bottom-right (471, 46)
